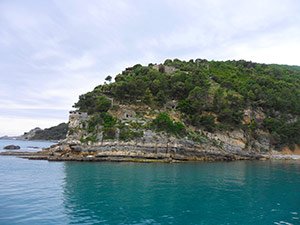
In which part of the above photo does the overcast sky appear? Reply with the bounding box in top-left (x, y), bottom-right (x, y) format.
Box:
top-left (0, 0), bottom-right (300, 136)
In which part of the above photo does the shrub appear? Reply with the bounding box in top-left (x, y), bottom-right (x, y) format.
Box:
top-left (103, 127), bottom-right (116, 140)
top-left (119, 127), bottom-right (143, 141)
top-left (191, 114), bottom-right (216, 132)
top-left (87, 113), bottom-right (117, 133)
top-left (152, 113), bottom-right (186, 136)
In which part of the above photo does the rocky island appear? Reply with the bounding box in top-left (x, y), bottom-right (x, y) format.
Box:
top-left (9, 59), bottom-right (300, 162)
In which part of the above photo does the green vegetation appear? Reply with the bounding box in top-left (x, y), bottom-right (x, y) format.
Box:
top-left (187, 131), bottom-right (208, 144)
top-left (105, 75), bottom-right (112, 82)
top-left (30, 123), bottom-right (68, 140)
top-left (85, 112), bottom-right (117, 141)
top-left (80, 135), bottom-right (97, 143)
top-left (263, 117), bottom-right (300, 149)
top-left (75, 94), bottom-right (111, 115)
top-left (74, 59), bottom-right (300, 148)
top-left (119, 127), bottom-right (143, 141)
top-left (151, 113), bottom-right (186, 136)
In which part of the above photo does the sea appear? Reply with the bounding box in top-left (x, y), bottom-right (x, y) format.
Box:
top-left (0, 139), bottom-right (299, 225)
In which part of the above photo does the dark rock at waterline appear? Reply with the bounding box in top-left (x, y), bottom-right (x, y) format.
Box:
top-left (3, 145), bottom-right (21, 150)
top-left (27, 146), bottom-right (40, 149)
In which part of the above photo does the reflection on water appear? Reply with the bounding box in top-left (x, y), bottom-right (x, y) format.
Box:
top-left (62, 161), bottom-right (300, 225)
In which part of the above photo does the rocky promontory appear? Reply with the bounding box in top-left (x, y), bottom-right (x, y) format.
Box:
top-left (41, 59), bottom-right (299, 162)
top-left (4, 59), bottom-right (299, 163)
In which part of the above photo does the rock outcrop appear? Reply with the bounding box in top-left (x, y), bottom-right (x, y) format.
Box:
top-left (23, 127), bottom-right (42, 140)
top-left (43, 109), bottom-right (271, 162)
top-left (3, 145), bottom-right (20, 150)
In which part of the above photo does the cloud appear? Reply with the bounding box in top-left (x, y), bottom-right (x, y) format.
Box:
top-left (0, 116), bottom-right (66, 137)
top-left (64, 54), bottom-right (96, 71)
top-left (0, 0), bottom-right (299, 135)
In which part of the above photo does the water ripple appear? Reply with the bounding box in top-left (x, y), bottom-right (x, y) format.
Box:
top-left (1, 158), bottom-right (300, 225)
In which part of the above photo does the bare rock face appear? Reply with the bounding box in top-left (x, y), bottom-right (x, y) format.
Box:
top-left (66, 111), bottom-right (88, 142)
top-left (243, 108), bottom-right (266, 125)
top-left (252, 130), bottom-right (271, 152)
top-left (4, 145), bottom-right (20, 150)
top-left (204, 129), bottom-right (247, 153)
top-left (59, 105), bottom-right (274, 162)
top-left (243, 109), bottom-right (252, 125)
top-left (68, 111), bottom-right (88, 128)
top-left (113, 106), bottom-right (136, 121)
top-left (22, 127), bottom-right (42, 140)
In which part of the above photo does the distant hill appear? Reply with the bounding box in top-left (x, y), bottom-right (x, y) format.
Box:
top-left (23, 123), bottom-right (68, 141)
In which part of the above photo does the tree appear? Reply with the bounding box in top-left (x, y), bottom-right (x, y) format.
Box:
top-left (143, 88), bottom-right (154, 106)
top-left (188, 86), bottom-right (209, 112)
top-left (152, 113), bottom-right (186, 136)
top-left (95, 96), bottom-right (112, 113)
top-left (156, 90), bottom-right (167, 106)
top-left (105, 75), bottom-right (112, 83)
top-left (191, 114), bottom-right (216, 131)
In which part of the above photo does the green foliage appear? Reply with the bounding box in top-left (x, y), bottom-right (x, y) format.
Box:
top-left (95, 96), bottom-right (112, 113)
top-left (218, 108), bottom-right (243, 126)
top-left (87, 112), bottom-right (116, 141)
top-left (80, 135), bottom-right (97, 143)
top-left (87, 114), bottom-right (100, 133)
top-left (119, 127), bottom-right (143, 141)
top-left (155, 90), bottom-right (167, 106)
top-left (190, 114), bottom-right (216, 132)
top-left (74, 94), bottom-right (111, 115)
top-left (105, 75), bottom-right (112, 82)
top-left (87, 112), bottom-right (117, 133)
top-left (74, 58), bottom-right (300, 146)
top-left (143, 88), bottom-right (154, 106)
top-left (30, 123), bottom-right (68, 140)
top-left (102, 113), bottom-right (117, 128)
top-left (152, 113), bottom-right (186, 136)
top-left (263, 117), bottom-right (300, 148)
top-left (187, 131), bottom-right (208, 143)
top-left (102, 127), bottom-right (116, 140)
top-left (186, 86), bottom-right (210, 112)
top-left (178, 99), bottom-right (195, 115)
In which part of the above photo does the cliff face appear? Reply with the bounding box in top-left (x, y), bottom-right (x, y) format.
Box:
top-left (57, 105), bottom-right (271, 162)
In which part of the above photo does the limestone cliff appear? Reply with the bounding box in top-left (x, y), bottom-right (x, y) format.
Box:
top-left (53, 106), bottom-right (271, 162)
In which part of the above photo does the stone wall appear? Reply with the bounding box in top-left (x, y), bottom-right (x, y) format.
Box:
top-left (152, 64), bottom-right (177, 74)
top-left (66, 111), bottom-right (89, 142)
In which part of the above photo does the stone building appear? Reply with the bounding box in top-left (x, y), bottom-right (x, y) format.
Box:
top-left (152, 64), bottom-right (177, 74)
top-left (68, 111), bottom-right (88, 129)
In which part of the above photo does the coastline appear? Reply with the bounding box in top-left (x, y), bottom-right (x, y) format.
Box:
top-left (1, 150), bottom-right (299, 162)
top-left (1, 141), bottom-right (299, 163)
top-left (2, 144), bottom-right (299, 163)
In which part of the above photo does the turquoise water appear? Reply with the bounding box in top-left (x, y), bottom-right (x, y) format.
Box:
top-left (0, 142), bottom-right (300, 224)
top-left (0, 139), bottom-right (56, 152)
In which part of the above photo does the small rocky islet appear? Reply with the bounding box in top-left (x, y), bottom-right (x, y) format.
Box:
top-left (2, 59), bottom-right (300, 162)
top-left (3, 145), bottom-right (20, 150)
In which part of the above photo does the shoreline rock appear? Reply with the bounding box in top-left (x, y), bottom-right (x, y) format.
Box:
top-left (1, 142), bottom-right (269, 163)
top-left (268, 154), bottom-right (300, 160)
top-left (2, 142), bottom-right (299, 163)
top-left (3, 145), bottom-right (21, 150)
